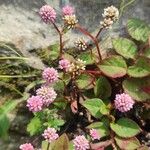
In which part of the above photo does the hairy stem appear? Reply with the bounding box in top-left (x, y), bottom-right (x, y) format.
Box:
top-left (95, 27), bottom-right (103, 39)
top-left (52, 22), bottom-right (63, 58)
top-left (76, 24), bottom-right (102, 61)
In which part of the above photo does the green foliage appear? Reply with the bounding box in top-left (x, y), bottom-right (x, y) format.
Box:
top-left (82, 98), bottom-right (109, 118)
top-left (127, 57), bottom-right (150, 77)
top-left (76, 74), bottom-right (94, 89)
top-left (110, 118), bottom-right (141, 138)
top-left (94, 76), bottom-right (111, 99)
top-left (98, 55), bottom-right (127, 78)
top-left (44, 118), bottom-right (65, 130)
top-left (42, 134), bottom-right (69, 150)
top-left (78, 51), bottom-right (95, 65)
top-left (87, 121), bottom-right (110, 138)
top-left (27, 117), bottom-right (42, 136)
top-left (115, 136), bottom-right (141, 150)
top-left (123, 77), bottom-right (150, 101)
top-left (113, 38), bottom-right (137, 59)
top-left (142, 48), bottom-right (150, 59)
top-left (0, 100), bottom-right (18, 139)
top-left (127, 18), bottom-right (150, 42)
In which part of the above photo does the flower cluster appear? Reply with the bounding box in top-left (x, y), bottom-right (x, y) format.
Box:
top-left (75, 38), bottom-right (88, 51)
top-left (63, 14), bottom-right (78, 29)
top-left (114, 93), bottom-right (135, 112)
top-left (100, 5), bottom-right (119, 28)
top-left (42, 127), bottom-right (59, 143)
top-left (62, 5), bottom-right (75, 16)
top-left (27, 96), bottom-right (43, 112)
top-left (59, 59), bottom-right (71, 71)
top-left (73, 135), bottom-right (90, 150)
top-left (19, 143), bottom-right (34, 150)
top-left (42, 67), bottom-right (59, 84)
top-left (90, 129), bottom-right (101, 140)
top-left (39, 5), bottom-right (56, 23)
top-left (36, 86), bottom-right (57, 106)
top-left (68, 59), bottom-right (86, 76)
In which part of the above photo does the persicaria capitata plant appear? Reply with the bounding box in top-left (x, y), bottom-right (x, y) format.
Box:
top-left (19, 3), bottom-right (150, 150)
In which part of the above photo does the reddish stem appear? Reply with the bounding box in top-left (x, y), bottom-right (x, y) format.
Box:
top-left (52, 22), bottom-right (63, 58)
top-left (82, 70), bottom-right (102, 75)
top-left (76, 24), bottom-right (102, 61)
top-left (95, 27), bottom-right (103, 39)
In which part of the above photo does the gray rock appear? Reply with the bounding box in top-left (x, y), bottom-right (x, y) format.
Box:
top-left (0, 0), bottom-right (149, 53)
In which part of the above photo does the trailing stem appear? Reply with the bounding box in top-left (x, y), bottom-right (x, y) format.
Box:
top-left (75, 24), bottom-right (102, 62)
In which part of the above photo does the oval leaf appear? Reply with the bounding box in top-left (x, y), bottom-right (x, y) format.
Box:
top-left (82, 98), bottom-right (105, 118)
top-left (115, 136), bottom-right (141, 150)
top-left (78, 52), bottom-right (95, 65)
top-left (76, 74), bottom-right (94, 90)
top-left (123, 78), bottom-right (150, 101)
top-left (94, 76), bottom-right (112, 99)
top-left (98, 55), bottom-right (127, 78)
top-left (87, 122), bottom-right (110, 138)
top-left (50, 133), bottom-right (69, 150)
top-left (127, 18), bottom-right (150, 42)
top-left (127, 57), bottom-right (150, 77)
top-left (110, 118), bottom-right (141, 138)
top-left (113, 38), bottom-right (137, 59)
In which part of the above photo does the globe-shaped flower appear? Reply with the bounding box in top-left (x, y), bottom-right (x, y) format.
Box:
top-left (114, 93), bottom-right (135, 112)
top-left (36, 86), bottom-right (57, 106)
top-left (42, 127), bottom-right (59, 143)
top-left (73, 135), bottom-right (90, 150)
top-left (19, 143), bottom-right (34, 150)
top-left (27, 96), bottom-right (43, 112)
top-left (59, 59), bottom-right (70, 71)
top-left (42, 67), bottom-right (59, 84)
top-left (62, 5), bottom-right (74, 16)
top-left (102, 5), bottom-right (119, 21)
top-left (75, 38), bottom-right (87, 51)
top-left (39, 5), bottom-right (56, 23)
top-left (63, 14), bottom-right (78, 29)
top-left (90, 129), bottom-right (100, 140)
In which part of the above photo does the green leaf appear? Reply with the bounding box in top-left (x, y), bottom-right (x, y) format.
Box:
top-left (0, 113), bottom-right (9, 139)
top-left (123, 78), bottom-right (150, 101)
top-left (45, 118), bottom-right (65, 130)
top-left (0, 100), bottom-right (18, 139)
top-left (87, 122), bottom-right (110, 138)
top-left (127, 57), bottom-right (150, 77)
top-left (94, 76), bottom-right (112, 99)
top-left (115, 136), bottom-right (141, 150)
top-left (42, 141), bottom-right (49, 150)
top-left (50, 134), bottom-right (69, 150)
top-left (78, 52), bottom-right (95, 65)
top-left (98, 55), bottom-right (127, 78)
top-left (110, 118), bottom-right (141, 138)
top-left (113, 38), bottom-right (137, 59)
top-left (76, 74), bottom-right (94, 90)
top-left (27, 117), bottom-right (42, 136)
top-left (127, 18), bottom-right (150, 42)
top-left (82, 98), bottom-right (106, 118)
top-left (142, 48), bottom-right (150, 59)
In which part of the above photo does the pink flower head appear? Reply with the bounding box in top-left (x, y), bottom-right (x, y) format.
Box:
top-left (62, 5), bottom-right (75, 16)
top-left (114, 93), bottom-right (135, 113)
top-left (73, 135), bottom-right (90, 150)
top-left (42, 67), bottom-right (59, 84)
top-left (27, 96), bottom-right (43, 112)
top-left (39, 5), bottom-right (56, 23)
top-left (36, 86), bottom-right (57, 106)
top-left (19, 143), bottom-right (34, 150)
top-left (59, 59), bottom-right (70, 71)
top-left (90, 129), bottom-right (100, 140)
top-left (42, 127), bottom-right (59, 143)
